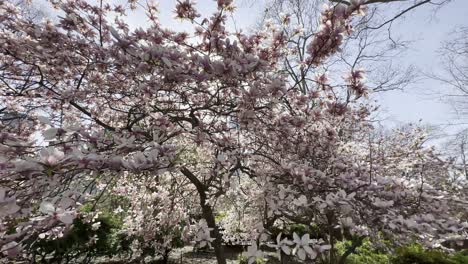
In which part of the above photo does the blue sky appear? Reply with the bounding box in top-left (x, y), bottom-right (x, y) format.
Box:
top-left (368, 0), bottom-right (468, 131)
top-left (33, 0), bottom-right (468, 134)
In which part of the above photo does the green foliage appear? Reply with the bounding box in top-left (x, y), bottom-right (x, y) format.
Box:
top-left (5, 216), bottom-right (28, 235)
top-left (215, 211), bottom-right (227, 222)
top-left (80, 193), bottom-right (131, 215)
top-left (26, 210), bottom-right (132, 262)
top-left (237, 254), bottom-right (266, 264)
top-left (335, 240), bottom-right (468, 264)
top-left (392, 244), bottom-right (468, 264)
top-left (336, 239), bottom-right (390, 264)
top-left (452, 250), bottom-right (468, 264)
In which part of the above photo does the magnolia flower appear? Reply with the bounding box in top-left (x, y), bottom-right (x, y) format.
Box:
top-left (89, 234), bottom-right (99, 244)
top-left (0, 188), bottom-right (20, 217)
top-left (13, 159), bottom-right (43, 174)
top-left (292, 26), bottom-right (305, 36)
top-left (114, 206), bottom-right (124, 214)
top-left (292, 233), bottom-right (317, 260)
top-left (293, 195), bottom-right (308, 207)
top-left (37, 115), bottom-right (52, 125)
top-left (217, 0), bottom-right (234, 8)
top-left (216, 153), bottom-right (227, 163)
top-left (0, 241), bottom-right (21, 258)
top-left (91, 221), bottom-right (101, 231)
top-left (174, 0), bottom-right (200, 20)
top-left (341, 217), bottom-right (354, 228)
top-left (42, 127), bottom-right (58, 140)
top-left (39, 147), bottom-right (66, 166)
top-left (39, 201), bottom-right (75, 225)
top-left (279, 12), bottom-right (291, 25)
top-left (194, 219), bottom-right (215, 247)
top-left (115, 135), bottom-right (136, 149)
top-left (124, 151), bottom-right (150, 170)
top-left (245, 243), bottom-right (263, 264)
top-left (270, 233), bottom-right (294, 255)
top-left (373, 198), bottom-right (394, 208)
top-left (319, 244), bottom-right (332, 252)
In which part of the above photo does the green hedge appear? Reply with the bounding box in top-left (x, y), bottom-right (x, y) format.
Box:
top-left (337, 241), bottom-right (468, 264)
top-left (392, 244), bottom-right (468, 264)
top-left (26, 211), bottom-right (133, 262)
top-left (336, 239), bottom-right (390, 264)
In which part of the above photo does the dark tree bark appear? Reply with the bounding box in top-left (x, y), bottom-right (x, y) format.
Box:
top-left (180, 167), bottom-right (226, 264)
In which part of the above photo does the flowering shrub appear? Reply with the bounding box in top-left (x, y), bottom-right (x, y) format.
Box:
top-left (23, 209), bottom-right (128, 263)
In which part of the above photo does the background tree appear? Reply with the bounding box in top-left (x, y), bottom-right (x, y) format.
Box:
top-left (243, 0), bottom-right (453, 96)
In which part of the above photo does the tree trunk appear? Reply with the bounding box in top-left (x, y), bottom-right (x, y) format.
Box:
top-left (180, 167), bottom-right (226, 264)
top-left (202, 203), bottom-right (226, 264)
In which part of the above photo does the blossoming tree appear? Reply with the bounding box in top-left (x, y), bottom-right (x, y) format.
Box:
top-left (0, 0), bottom-right (466, 263)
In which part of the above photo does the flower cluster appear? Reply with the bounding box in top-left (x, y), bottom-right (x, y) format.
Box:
top-left (306, 1), bottom-right (366, 65)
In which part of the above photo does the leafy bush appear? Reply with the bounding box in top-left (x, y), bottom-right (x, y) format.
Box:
top-left (335, 240), bottom-right (468, 264)
top-left (237, 254), bottom-right (266, 264)
top-left (392, 244), bottom-right (468, 264)
top-left (452, 250), bottom-right (468, 264)
top-left (336, 238), bottom-right (390, 264)
top-left (25, 210), bottom-right (132, 263)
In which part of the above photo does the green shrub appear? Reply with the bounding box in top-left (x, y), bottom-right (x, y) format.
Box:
top-left (336, 239), bottom-right (390, 264)
top-left (392, 244), bottom-right (468, 264)
top-left (452, 250), bottom-right (468, 264)
top-left (215, 211), bottom-right (227, 222)
top-left (237, 254), bottom-right (266, 264)
top-left (26, 211), bottom-right (131, 262)
top-left (335, 240), bottom-right (468, 264)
